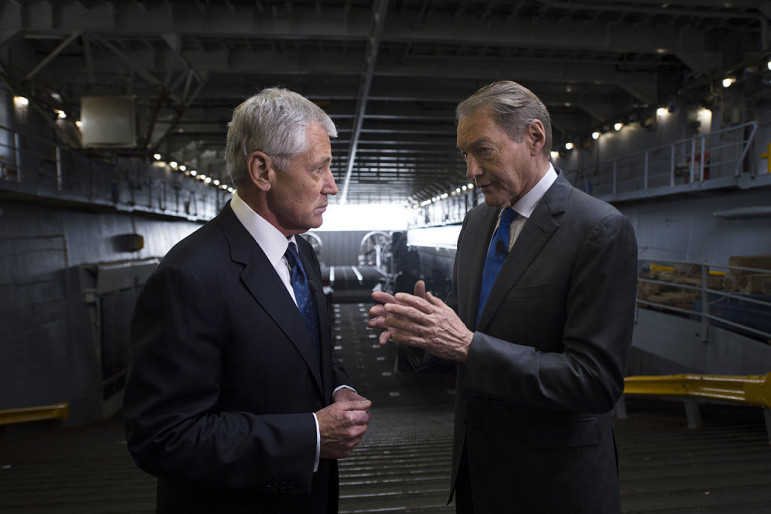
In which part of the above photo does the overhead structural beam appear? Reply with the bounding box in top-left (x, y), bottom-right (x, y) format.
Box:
top-left (536, 0), bottom-right (770, 51)
top-left (339, 0), bottom-right (390, 205)
top-left (93, 36), bottom-right (164, 88)
top-left (25, 31), bottom-right (81, 80)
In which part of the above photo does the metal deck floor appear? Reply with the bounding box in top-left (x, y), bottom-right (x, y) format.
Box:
top-left (1, 301), bottom-right (769, 513)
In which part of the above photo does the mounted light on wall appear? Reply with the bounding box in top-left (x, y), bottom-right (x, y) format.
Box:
top-left (550, 151), bottom-right (560, 160)
top-left (153, 153), bottom-right (162, 160)
top-left (614, 122), bottom-right (623, 131)
top-left (591, 131), bottom-right (600, 140)
top-left (564, 142), bottom-right (574, 150)
top-left (722, 76), bottom-right (736, 88)
top-left (656, 107), bottom-right (668, 117)
top-left (13, 96), bottom-right (29, 108)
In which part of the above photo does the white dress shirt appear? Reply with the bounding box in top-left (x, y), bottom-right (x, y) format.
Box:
top-left (230, 192), bottom-right (334, 471)
top-left (502, 163), bottom-right (558, 250)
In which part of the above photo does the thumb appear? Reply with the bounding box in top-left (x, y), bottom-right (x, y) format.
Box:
top-left (345, 399), bottom-right (372, 411)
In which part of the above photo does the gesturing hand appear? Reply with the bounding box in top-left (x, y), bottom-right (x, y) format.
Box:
top-left (368, 280), bottom-right (473, 363)
top-left (315, 392), bottom-right (371, 459)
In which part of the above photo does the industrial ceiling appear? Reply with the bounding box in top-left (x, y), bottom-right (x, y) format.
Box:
top-left (1, 0), bottom-right (769, 205)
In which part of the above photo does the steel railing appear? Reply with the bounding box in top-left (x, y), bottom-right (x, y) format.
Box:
top-left (619, 374), bottom-right (771, 443)
top-left (0, 123), bottom-right (225, 221)
top-left (637, 258), bottom-right (771, 343)
top-left (578, 122), bottom-right (758, 198)
top-left (0, 402), bottom-right (69, 426)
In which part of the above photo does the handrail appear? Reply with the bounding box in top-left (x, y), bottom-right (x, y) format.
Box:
top-left (0, 402), bottom-right (69, 426)
top-left (574, 121), bottom-right (759, 200)
top-left (621, 374), bottom-right (771, 443)
top-left (0, 123), bottom-right (224, 221)
top-left (637, 258), bottom-right (771, 343)
top-left (624, 373), bottom-right (770, 408)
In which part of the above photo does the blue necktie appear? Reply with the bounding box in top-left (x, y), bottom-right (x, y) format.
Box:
top-left (477, 208), bottom-right (517, 324)
top-left (285, 242), bottom-right (320, 354)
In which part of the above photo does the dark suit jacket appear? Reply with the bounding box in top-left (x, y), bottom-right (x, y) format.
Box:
top-left (447, 172), bottom-right (638, 513)
top-left (123, 202), bottom-right (351, 513)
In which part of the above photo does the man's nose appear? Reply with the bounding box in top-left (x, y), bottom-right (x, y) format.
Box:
top-left (324, 169), bottom-right (339, 195)
top-left (465, 155), bottom-right (482, 179)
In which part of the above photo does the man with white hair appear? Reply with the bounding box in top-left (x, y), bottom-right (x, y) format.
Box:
top-left (125, 87), bottom-right (371, 513)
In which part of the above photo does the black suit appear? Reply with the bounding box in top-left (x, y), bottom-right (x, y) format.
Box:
top-left (124, 202), bottom-right (351, 513)
top-left (447, 172), bottom-right (638, 513)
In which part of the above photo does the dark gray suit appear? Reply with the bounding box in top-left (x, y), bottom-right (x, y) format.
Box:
top-left (447, 172), bottom-right (638, 513)
top-left (124, 202), bottom-right (351, 513)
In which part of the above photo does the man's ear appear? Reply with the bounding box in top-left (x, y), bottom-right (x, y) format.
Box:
top-left (247, 151), bottom-right (273, 191)
top-left (527, 120), bottom-right (546, 155)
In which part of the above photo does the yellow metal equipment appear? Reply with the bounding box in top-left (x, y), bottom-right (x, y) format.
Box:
top-left (624, 373), bottom-right (770, 408)
top-left (0, 402), bottom-right (69, 426)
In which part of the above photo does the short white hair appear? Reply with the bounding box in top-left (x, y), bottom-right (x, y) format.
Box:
top-left (225, 87), bottom-right (337, 186)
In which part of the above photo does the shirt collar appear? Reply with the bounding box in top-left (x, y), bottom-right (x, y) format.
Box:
top-left (511, 162), bottom-right (558, 219)
top-left (230, 191), bottom-right (295, 266)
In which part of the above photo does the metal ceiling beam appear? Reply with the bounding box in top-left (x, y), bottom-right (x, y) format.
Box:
top-left (25, 31), bottom-right (81, 80)
top-left (339, 0), bottom-right (389, 204)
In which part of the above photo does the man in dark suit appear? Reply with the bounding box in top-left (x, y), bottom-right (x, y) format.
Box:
top-left (369, 81), bottom-right (637, 513)
top-left (124, 87), bottom-right (371, 513)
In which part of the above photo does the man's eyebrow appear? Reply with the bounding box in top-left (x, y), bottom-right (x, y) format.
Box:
top-left (313, 156), bottom-right (332, 167)
top-left (458, 137), bottom-right (493, 150)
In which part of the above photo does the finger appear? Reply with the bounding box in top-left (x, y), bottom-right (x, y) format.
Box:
top-left (384, 301), bottom-right (431, 322)
top-left (424, 291), bottom-right (448, 308)
top-left (393, 292), bottom-right (434, 314)
top-left (371, 290), bottom-right (397, 304)
top-left (413, 280), bottom-right (426, 298)
top-left (383, 315), bottom-right (426, 337)
top-left (378, 330), bottom-right (391, 345)
top-left (368, 304), bottom-right (387, 317)
top-left (339, 400), bottom-right (372, 412)
top-left (367, 316), bottom-right (386, 329)
top-left (386, 328), bottom-right (428, 352)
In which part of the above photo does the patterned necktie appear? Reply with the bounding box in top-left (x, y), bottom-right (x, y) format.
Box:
top-left (285, 242), bottom-right (320, 354)
top-left (476, 208), bottom-right (517, 324)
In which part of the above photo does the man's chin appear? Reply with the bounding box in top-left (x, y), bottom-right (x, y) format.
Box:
top-left (482, 194), bottom-right (507, 209)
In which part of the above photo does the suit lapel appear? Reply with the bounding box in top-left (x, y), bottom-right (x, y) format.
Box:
top-left (216, 204), bottom-right (324, 395)
top-left (464, 206), bottom-right (499, 329)
top-left (476, 174), bottom-right (570, 330)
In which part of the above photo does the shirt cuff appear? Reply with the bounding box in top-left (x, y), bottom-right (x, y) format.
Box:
top-left (333, 385), bottom-right (357, 396)
top-left (312, 412), bottom-right (321, 472)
